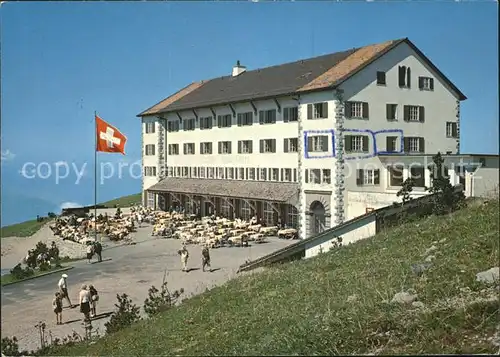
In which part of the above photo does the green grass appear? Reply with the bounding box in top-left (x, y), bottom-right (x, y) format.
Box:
top-left (1, 265), bottom-right (69, 286)
top-left (1, 193), bottom-right (141, 238)
top-left (46, 199), bottom-right (499, 356)
top-left (99, 193), bottom-right (142, 208)
top-left (0, 219), bottom-right (51, 238)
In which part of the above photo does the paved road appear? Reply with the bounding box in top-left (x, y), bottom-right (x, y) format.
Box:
top-left (1, 225), bottom-right (294, 351)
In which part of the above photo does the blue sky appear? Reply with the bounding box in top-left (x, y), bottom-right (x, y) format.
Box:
top-left (0, 1), bottom-right (498, 226)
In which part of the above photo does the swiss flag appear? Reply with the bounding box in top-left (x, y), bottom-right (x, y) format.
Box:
top-left (96, 115), bottom-right (127, 155)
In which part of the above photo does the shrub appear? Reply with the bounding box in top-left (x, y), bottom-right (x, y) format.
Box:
top-left (104, 294), bottom-right (141, 335)
top-left (47, 212), bottom-right (57, 218)
top-left (38, 261), bottom-right (51, 272)
top-left (427, 152), bottom-right (465, 215)
top-left (9, 264), bottom-right (35, 280)
top-left (143, 281), bottom-right (184, 318)
top-left (1, 336), bottom-right (22, 356)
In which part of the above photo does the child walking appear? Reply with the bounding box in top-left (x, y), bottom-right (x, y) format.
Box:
top-left (52, 292), bottom-right (63, 325)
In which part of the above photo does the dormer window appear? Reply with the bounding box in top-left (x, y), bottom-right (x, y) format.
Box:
top-left (398, 65), bottom-right (411, 88)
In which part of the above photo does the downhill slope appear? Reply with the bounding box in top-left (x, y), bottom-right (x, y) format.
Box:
top-left (49, 199), bottom-right (499, 355)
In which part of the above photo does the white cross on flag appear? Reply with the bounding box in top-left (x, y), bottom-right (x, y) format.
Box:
top-left (95, 115), bottom-right (127, 155)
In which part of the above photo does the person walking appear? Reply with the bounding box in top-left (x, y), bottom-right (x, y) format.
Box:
top-left (178, 245), bottom-right (189, 272)
top-left (57, 273), bottom-right (72, 307)
top-left (88, 285), bottom-right (99, 318)
top-left (201, 245), bottom-right (211, 272)
top-left (93, 241), bottom-right (103, 263)
top-left (79, 284), bottom-right (91, 322)
top-left (86, 243), bottom-right (94, 264)
top-left (52, 292), bottom-right (63, 325)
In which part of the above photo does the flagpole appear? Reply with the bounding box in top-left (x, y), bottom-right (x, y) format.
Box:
top-left (94, 111), bottom-right (98, 242)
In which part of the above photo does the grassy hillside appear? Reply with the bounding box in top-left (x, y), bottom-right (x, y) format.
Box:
top-left (1, 193), bottom-right (141, 238)
top-left (100, 193), bottom-right (142, 208)
top-left (48, 199), bottom-right (499, 355)
top-left (0, 219), bottom-right (49, 238)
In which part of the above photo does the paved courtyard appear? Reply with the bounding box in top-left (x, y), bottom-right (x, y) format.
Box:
top-left (0, 224), bottom-right (294, 352)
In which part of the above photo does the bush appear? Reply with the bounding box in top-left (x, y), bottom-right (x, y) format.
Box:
top-left (9, 264), bottom-right (35, 280)
top-left (38, 261), bottom-right (51, 272)
top-left (47, 212), bottom-right (57, 218)
top-left (1, 336), bottom-right (22, 356)
top-left (143, 281), bottom-right (184, 318)
top-left (104, 294), bottom-right (141, 335)
top-left (427, 152), bottom-right (465, 215)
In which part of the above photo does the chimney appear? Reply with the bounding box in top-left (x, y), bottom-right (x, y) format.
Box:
top-left (232, 60), bottom-right (246, 77)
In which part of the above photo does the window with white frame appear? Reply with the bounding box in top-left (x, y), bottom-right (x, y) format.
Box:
top-left (409, 106), bottom-right (420, 122)
top-left (167, 121), bottom-right (179, 132)
top-left (217, 167), bottom-right (224, 179)
top-left (263, 202), bottom-right (274, 226)
top-left (182, 166), bottom-right (188, 177)
top-left (241, 200), bottom-right (253, 221)
top-left (446, 122), bottom-right (458, 138)
top-left (227, 168), bottom-right (234, 179)
top-left (238, 168), bottom-right (245, 180)
top-left (322, 169), bottom-right (331, 184)
top-left (307, 102), bottom-right (328, 119)
top-left (259, 168), bottom-right (267, 181)
top-left (293, 168), bottom-right (297, 182)
top-left (409, 137), bottom-right (420, 152)
top-left (351, 102), bottom-right (363, 118)
top-left (238, 140), bottom-right (253, 154)
top-left (183, 118), bottom-right (196, 131)
top-left (183, 143), bottom-right (195, 155)
top-left (248, 168), bottom-right (256, 180)
top-left (199, 116), bottom-right (213, 130)
top-left (144, 166), bottom-right (157, 177)
top-left (260, 139), bottom-right (276, 153)
top-left (200, 142), bottom-right (212, 154)
top-left (145, 122), bottom-right (155, 133)
top-left (283, 107), bottom-right (298, 122)
top-left (237, 112), bottom-right (253, 126)
top-left (145, 144), bottom-right (155, 156)
top-left (271, 168), bottom-right (279, 181)
top-left (419, 76), bottom-right (434, 91)
top-left (287, 205), bottom-right (299, 229)
top-left (200, 167), bottom-right (206, 178)
top-left (175, 167), bottom-right (181, 177)
top-left (217, 114), bottom-right (232, 128)
top-left (168, 144), bottom-right (179, 155)
top-left (207, 167), bottom-right (214, 178)
top-left (191, 167), bottom-right (198, 178)
top-left (218, 141), bottom-right (232, 154)
top-left (284, 138), bottom-right (298, 153)
top-left (283, 168), bottom-right (292, 182)
top-left (307, 135), bottom-right (328, 152)
top-left (310, 169), bottom-right (321, 184)
top-left (259, 109), bottom-right (276, 124)
top-left (345, 135), bottom-right (368, 153)
top-left (167, 166), bottom-right (173, 177)
top-left (147, 192), bottom-right (155, 209)
top-left (364, 170), bottom-right (374, 185)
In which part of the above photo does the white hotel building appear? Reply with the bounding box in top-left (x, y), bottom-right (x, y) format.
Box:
top-left (138, 38), bottom-right (497, 240)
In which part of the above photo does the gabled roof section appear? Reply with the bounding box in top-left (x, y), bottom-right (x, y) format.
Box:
top-left (137, 38), bottom-right (466, 117)
top-left (137, 81), bottom-right (205, 117)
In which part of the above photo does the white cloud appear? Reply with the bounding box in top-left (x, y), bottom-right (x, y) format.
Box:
top-left (1, 149), bottom-right (15, 162)
top-left (59, 201), bottom-right (83, 211)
